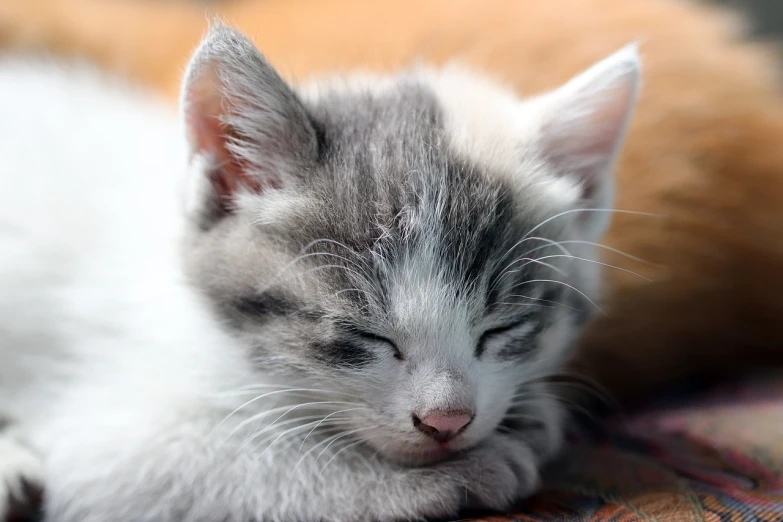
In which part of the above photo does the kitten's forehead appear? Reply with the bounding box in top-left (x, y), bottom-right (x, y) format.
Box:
top-left (295, 69), bottom-right (564, 227)
top-left (299, 68), bottom-right (568, 201)
top-left (304, 75), bottom-right (445, 173)
top-left (263, 74), bottom-right (562, 317)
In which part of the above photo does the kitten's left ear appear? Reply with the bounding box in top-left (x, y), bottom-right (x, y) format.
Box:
top-left (181, 23), bottom-right (318, 226)
top-left (535, 45), bottom-right (641, 235)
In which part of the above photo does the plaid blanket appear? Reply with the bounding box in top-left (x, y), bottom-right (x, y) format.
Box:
top-left (490, 374), bottom-right (783, 521)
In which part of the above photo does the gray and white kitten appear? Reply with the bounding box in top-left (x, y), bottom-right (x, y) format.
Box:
top-left (0, 25), bottom-right (639, 522)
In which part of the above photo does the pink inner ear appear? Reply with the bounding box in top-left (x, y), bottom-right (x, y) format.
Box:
top-left (194, 112), bottom-right (265, 201)
top-left (184, 64), bottom-right (268, 204)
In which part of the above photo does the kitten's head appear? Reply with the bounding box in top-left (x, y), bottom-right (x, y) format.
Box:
top-left (180, 25), bottom-right (639, 465)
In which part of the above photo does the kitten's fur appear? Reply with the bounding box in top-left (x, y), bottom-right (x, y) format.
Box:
top-left (0, 22), bottom-right (639, 522)
top-left (4, 0), bottom-right (783, 405)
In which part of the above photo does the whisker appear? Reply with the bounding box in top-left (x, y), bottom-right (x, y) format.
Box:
top-left (522, 208), bottom-right (660, 240)
top-left (294, 428), bottom-right (353, 470)
top-left (299, 407), bottom-right (368, 451)
top-left (216, 385), bottom-right (356, 399)
top-left (256, 241), bottom-right (369, 294)
top-left (504, 294), bottom-right (582, 312)
top-left (497, 302), bottom-right (554, 310)
top-left (237, 414), bottom-right (349, 453)
top-left (255, 237), bottom-right (368, 291)
top-left (510, 279), bottom-right (606, 316)
top-left (333, 288), bottom-right (375, 300)
top-left (295, 426), bottom-right (371, 472)
top-left (319, 438), bottom-right (367, 477)
top-left (315, 427), bottom-right (372, 464)
top-left (502, 412), bottom-right (544, 422)
top-left (280, 263), bottom-right (366, 284)
top-left (522, 389), bottom-right (600, 421)
top-left (212, 389), bottom-right (346, 434)
top-left (546, 381), bottom-right (619, 410)
top-left (284, 238), bottom-right (363, 264)
top-left (225, 400), bottom-right (360, 444)
top-left (495, 236), bottom-right (573, 274)
top-left (499, 257), bottom-right (568, 278)
top-left (527, 254), bottom-right (653, 282)
top-left (367, 439), bottom-right (394, 464)
top-left (247, 417), bottom-right (356, 457)
top-left (544, 370), bottom-right (620, 410)
top-left (551, 240), bottom-right (657, 266)
top-left (280, 251), bottom-right (362, 272)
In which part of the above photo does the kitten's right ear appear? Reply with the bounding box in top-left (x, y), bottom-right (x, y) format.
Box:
top-left (530, 44), bottom-right (640, 238)
top-left (181, 23), bottom-right (318, 224)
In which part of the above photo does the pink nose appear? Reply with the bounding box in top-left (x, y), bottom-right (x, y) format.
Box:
top-left (413, 410), bottom-right (474, 443)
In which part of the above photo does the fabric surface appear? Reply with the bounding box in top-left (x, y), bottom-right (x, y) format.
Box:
top-left (486, 374), bottom-right (783, 521)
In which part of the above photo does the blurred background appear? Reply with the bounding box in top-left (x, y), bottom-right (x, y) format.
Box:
top-left (718, 0), bottom-right (783, 36)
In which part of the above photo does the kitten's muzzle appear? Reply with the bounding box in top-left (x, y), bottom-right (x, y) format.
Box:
top-left (412, 410), bottom-right (474, 443)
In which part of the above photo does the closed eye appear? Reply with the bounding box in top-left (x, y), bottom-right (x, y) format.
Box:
top-left (344, 326), bottom-right (404, 361)
top-left (475, 317), bottom-right (537, 358)
top-left (233, 292), bottom-right (299, 318)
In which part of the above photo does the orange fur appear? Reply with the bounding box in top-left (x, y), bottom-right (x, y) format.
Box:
top-left (3, 0), bottom-right (783, 405)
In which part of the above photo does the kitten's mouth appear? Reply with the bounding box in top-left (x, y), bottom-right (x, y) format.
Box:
top-left (384, 437), bottom-right (473, 466)
top-left (388, 446), bottom-right (452, 466)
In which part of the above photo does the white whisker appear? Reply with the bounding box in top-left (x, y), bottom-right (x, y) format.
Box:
top-left (216, 385), bottom-right (355, 399)
top-left (237, 414), bottom-right (349, 453)
top-left (505, 294), bottom-right (581, 312)
top-left (299, 407), bottom-right (367, 451)
top-left (527, 254), bottom-right (653, 282)
top-left (319, 438), bottom-right (367, 477)
top-left (497, 302), bottom-right (554, 310)
top-left (510, 279), bottom-right (606, 316)
top-left (332, 287), bottom-right (376, 302)
top-left (495, 236), bottom-right (573, 271)
top-left (245, 417), bottom-right (355, 457)
top-left (225, 400), bottom-right (360, 444)
top-left (212, 389), bottom-right (346, 435)
top-left (315, 427), bottom-right (372, 464)
top-left (295, 427), bottom-right (371, 472)
top-left (288, 263), bottom-right (366, 283)
top-left (522, 208), bottom-right (660, 240)
top-left (501, 257), bottom-right (567, 277)
top-left (552, 240), bottom-right (657, 266)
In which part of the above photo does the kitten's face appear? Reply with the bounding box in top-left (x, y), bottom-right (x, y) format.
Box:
top-left (181, 27), bottom-right (638, 465)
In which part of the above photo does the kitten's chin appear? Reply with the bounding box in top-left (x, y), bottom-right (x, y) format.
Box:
top-left (374, 438), bottom-right (479, 467)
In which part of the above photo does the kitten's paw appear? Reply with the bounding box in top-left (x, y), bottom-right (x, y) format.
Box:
top-left (0, 435), bottom-right (44, 521)
top-left (441, 432), bottom-right (539, 511)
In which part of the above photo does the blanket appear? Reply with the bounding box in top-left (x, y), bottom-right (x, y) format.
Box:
top-left (498, 374), bottom-right (783, 521)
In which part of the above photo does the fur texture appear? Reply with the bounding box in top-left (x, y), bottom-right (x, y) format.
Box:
top-left (3, 0), bottom-right (783, 404)
top-left (0, 23), bottom-right (640, 521)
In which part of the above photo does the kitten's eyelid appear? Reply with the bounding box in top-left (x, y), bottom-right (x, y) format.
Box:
top-left (487, 316), bottom-right (537, 337)
top-left (483, 305), bottom-right (541, 333)
top-left (351, 328), bottom-right (404, 361)
top-left (476, 316), bottom-right (538, 358)
top-left (233, 293), bottom-right (298, 318)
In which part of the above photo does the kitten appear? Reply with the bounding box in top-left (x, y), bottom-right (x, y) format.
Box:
top-left (0, 24), bottom-right (640, 522)
top-left (6, 0), bottom-right (783, 405)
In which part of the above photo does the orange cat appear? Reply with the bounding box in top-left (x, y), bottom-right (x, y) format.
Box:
top-left (3, 0), bottom-right (783, 406)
